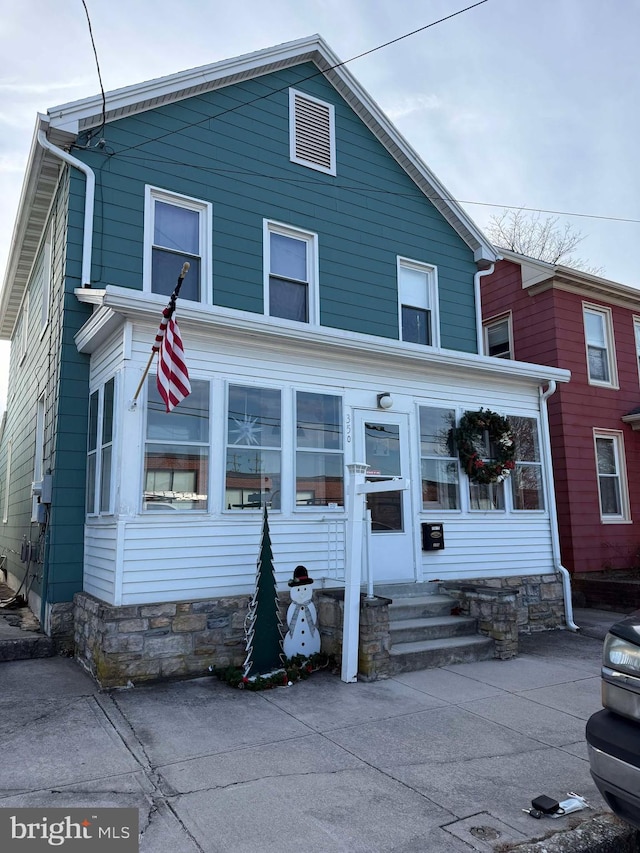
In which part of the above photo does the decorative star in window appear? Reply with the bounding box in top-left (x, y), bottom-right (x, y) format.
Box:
top-left (231, 414), bottom-right (261, 445)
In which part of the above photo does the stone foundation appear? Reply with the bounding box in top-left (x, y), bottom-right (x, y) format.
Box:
top-left (440, 572), bottom-right (567, 660)
top-left (73, 574), bottom-right (566, 688)
top-left (74, 592), bottom-right (252, 687)
top-left (572, 571), bottom-right (640, 612)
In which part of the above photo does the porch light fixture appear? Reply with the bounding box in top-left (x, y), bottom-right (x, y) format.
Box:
top-left (377, 392), bottom-right (393, 410)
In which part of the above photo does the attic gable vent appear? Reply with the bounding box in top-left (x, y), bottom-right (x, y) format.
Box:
top-left (289, 89), bottom-right (336, 176)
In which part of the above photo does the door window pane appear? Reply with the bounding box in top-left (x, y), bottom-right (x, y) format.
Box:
top-left (365, 423), bottom-right (400, 477)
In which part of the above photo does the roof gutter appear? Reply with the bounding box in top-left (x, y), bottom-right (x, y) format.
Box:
top-left (36, 126), bottom-right (94, 286)
top-left (539, 380), bottom-right (579, 631)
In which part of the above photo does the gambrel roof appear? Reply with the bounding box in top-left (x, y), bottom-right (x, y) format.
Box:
top-left (0, 34), bottom-right (498, 339)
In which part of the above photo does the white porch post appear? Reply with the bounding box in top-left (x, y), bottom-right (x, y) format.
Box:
top-left (342, 463), bottom-right (369, 683)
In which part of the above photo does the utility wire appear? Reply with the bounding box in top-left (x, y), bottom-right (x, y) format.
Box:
top-left (81, 0), bottom-right (107, 142)
top-left (109, 1), bottom-right (489, 156)
top-left (91, 147), bottom-right (640, 225)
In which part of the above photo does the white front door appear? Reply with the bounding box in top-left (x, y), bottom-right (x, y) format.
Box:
top-left (354, 411), bottom-right (415, 583)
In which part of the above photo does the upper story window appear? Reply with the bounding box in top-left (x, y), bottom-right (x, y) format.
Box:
top-left (264, 220), bottom-right (319, 325)
top-left (583, 303), bottom-right (617, 387)
top-left (398, 258), bottom-right (439, 347)
top-left (483, 314), bottom-right (513, 359)
top-left (144, 377), bottom-right (209, 511)
top-left (87, 377), bottom-right (115, 515)
top-left (144, 186), bottom-right (211, 303)
top-left (594, 430), bottom-right (630, 523)
top-left (289, 88), bottom-right (336, 176)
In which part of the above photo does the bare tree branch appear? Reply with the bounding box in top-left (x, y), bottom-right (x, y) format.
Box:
top-left (485, 209), bottom-right (604, 275)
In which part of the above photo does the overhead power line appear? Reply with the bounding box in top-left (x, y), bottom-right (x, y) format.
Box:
top-left (81, 0), bottom-right (106, 141)
top-left (108, 1), bottom-right (489, 156)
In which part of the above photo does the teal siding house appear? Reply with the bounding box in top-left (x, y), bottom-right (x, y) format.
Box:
top-left (0, 36), bottom-right (571, 683)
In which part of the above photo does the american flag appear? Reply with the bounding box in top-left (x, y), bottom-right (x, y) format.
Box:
top-left (153, 306), bottom-right (191, 413)
top-left (152, 264), bottom-right (191, 412)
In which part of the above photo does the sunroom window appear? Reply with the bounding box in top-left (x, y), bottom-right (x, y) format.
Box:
top-left (419, 407), bottom-right (459, 509)
top-left (295, 392), bottom-right (344, 507)
top-left (226, 384), bottom-right (281, 510)
top-left (509, 416), bottom-right (544, 510)
top-left (144, 377), bottom-right (209, 511)
top-left (86, 377), bottom-right (115, 515)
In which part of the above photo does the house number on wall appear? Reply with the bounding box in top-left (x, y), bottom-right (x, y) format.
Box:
top-left (346, 412), bottom-right (352, 443)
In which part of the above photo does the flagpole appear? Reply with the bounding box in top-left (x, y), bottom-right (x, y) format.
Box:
top-left (130, 262), bottom-right (190, 406)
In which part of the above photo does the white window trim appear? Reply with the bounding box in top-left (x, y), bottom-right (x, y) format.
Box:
top-left (263, 219), bottom-right (320, 326)
top-left (397, 257), bottom-right (440, 348)
top-left (593, 429), bottom-right (631, 524)
top-left (289, 88), bottom-right (336, 176)
top-left (40, 227), bottom-right (52, 335)
top-left (143, 185), bottom-right (212, 303)
top-left (87, 378), bottom-right (116, 517)
top-left (31, 394), bottom-right (46, 522)
top-left (633, 315), bottom-right (640, 387)
top-left (2, 439), bottom-right (11, 523)
top-left (583, 302), bottom-right (618, 389)
top-left (483, 311), bottom-right (513, 359)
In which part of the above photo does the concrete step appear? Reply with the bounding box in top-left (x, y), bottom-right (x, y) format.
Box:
top-left (0, 633), bottom-right (55, 662)
top-left (390, 634), bottom-right (496, 674)
top-left (390, 614), bottom-right (478, 644)
top-left (388, 594), bottom-right (456, 621)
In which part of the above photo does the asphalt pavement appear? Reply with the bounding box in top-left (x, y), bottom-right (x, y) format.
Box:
top-left (1, 609), bottom-right (639, 852)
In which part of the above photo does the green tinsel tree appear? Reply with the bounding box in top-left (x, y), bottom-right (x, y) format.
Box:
top-left (243, 505), bottom-right (284, 677)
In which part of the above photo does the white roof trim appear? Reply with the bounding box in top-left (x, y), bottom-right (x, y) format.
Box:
top-left (75, 285), bottom-right (570, 387)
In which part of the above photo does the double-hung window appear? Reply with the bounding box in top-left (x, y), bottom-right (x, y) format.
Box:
top-left (419, 407), bottom-right (459, 509)
top-left (483, 314), bottom-right (513, 358)
top-left (226, 384), bottom-right (281, 510)
top-left (145, 187), bottom-right (211, 302)
top-left (86, 377), bottom-right (115, 515)
top-left (583, 304), bottom-right (617, 387)
top-left (398, 258), bottom-right (439, 346)
top-left (144, 377), bottom-right (209, 511)
top-left (510, 416), bottom-right (544, 510)
top-left (594, 430), bottom-right (630, 523)
top-left (264, 221), bottom-right (318, 324)
top-left (295, 392), bottom-right (344, 507)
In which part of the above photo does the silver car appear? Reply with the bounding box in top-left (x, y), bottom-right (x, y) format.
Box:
top-left (586, 616), bottom-right (640, 829)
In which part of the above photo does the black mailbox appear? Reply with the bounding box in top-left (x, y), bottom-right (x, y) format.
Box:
top-left (422, 522), bottom-right (444, 551)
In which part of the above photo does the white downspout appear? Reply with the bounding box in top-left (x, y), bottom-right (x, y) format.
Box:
top-left (37, 128), bottom-right (95, 287)
top-left (539, 380), bottom-right (579, 631)
top-left (474, 263), bottom-right (495, 354)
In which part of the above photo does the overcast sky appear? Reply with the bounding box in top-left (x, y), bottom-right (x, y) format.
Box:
top-left (1, 0), bottom-right (639, 412)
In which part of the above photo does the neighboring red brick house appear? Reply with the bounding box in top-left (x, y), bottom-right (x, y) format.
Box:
top-left (482, 250), bottom-right (640, 576)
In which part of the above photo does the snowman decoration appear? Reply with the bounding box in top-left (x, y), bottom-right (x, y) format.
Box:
top-left (283, 566), bottom-right (321, 658)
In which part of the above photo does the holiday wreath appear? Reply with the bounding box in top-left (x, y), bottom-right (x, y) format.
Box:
top-left (455, 409), bottom-right (516, 485)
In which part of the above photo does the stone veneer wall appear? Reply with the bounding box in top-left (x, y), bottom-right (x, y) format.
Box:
top-left (74, 573), bottom-right (566, 687)
top-left (74, 589), bottom-right (391, 687)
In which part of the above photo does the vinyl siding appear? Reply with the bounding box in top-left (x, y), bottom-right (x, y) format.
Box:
top-left (82, 320), bottom-right (555, 606)
top-left (72, 62), bottom-right (478, 353)
top-left (482, 260), bottom-right (640, 574)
